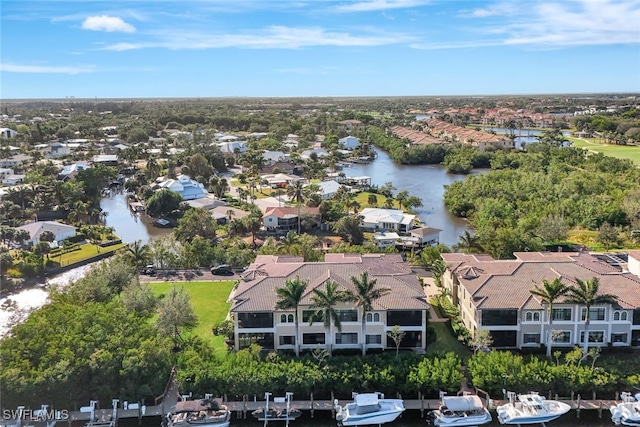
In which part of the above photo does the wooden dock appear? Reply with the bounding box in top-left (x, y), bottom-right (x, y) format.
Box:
top-left (7, 393), bottom-right (625, 427)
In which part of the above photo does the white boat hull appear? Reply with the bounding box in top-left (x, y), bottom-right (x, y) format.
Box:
top-left (497, 397), bottom-right (571, 425)
top-left (432, 410), bottom-right (492, 427)
top-left (335, 393), bottom-right (404, 426)
top-left (610, 403), bottom-right (640, 426)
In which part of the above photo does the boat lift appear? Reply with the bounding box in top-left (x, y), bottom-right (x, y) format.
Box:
top-left (256, 392), bottom-right (297, 427)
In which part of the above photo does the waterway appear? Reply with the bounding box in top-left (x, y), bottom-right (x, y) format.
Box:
top-left (343, 149), bottom-right (477, 247)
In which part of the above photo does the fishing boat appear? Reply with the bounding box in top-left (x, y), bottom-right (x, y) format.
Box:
top-left (428, 392), bottom-right (492, 426)
top-left (166, 394), bottom-right (231, 427)
top-left (610, 392), bottom-right (640, 426)
top-left (251, 392), bottom-right (302, 422)
top-left (334, 392), bottom-right (404, 426)
top-left (496, 392), bottom-right (571, 425)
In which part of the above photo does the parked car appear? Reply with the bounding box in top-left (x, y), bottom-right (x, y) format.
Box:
top-left (211, 264), bottom-right (233, 275)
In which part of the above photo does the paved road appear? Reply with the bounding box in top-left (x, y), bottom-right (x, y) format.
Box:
top-left (138, 268), bottom-right (240, 282)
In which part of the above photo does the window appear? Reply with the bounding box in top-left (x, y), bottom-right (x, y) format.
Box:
top-left (581, 307), bottom-right (606, 321)
top-left (489, 330), bottom-right (517, 347)
top-left (525, 312), bottom-right (541, 322)
top-left (552, 308), bottom-right (572, 321)
top-left (280, 314), bottom-right (294, 323)
top-left (336, 309), bottom-right (358, 322)
top-left (551, 331), bottom-right (571, 343)
top-left (365, 313), bottom-right (381, 322)
top-left (580, 331), bottom-right (604, 343)
top-left (481, 310), bottom-right (518, 326)
top-left (302, 310), bottom-right (316, 323)
top-left (238, 333), bottom-right (274, 349)
top-left (523, 333), bottom-right (540, 344)
top-left (613, 311), bottom-right (628, 321)
top-left (237, 312), bottom-right (274, 328)
top-left (366, 335), bottom-right (382, 344)
top-left (387, 310), bottom-right (422, 326)
top-left (611, 333), bottom-right (628, 343)
top-left (302, 333), bottom-right (325, 344)
top-left (279, 336), bottom-right (295, 345)
top-left (335, 333), bottom-right (358, 345)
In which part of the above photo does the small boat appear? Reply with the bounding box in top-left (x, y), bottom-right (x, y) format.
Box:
top-left (496, 391), bottom-right (571, 425)
top-left (334, 392), bottom-right (404, 426)
top-left (251, 392), bottom-right (301, 422)
top-left (428, 392), bottom-right (492, 426)
top-left (610, 392), bottom-right (640, 426)
top-left (166, 395), bottom-right (231, 427)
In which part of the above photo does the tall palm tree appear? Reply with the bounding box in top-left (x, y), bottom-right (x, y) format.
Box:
top-left (275, 277), bottom-right (308, 357)
top-left (453, 230), bottom-right (483, 253)
top-left (286, 180), bottom-right (306, 234)
top-left (566, 277), bottom-right (618, 357)
top-left (310, 280), bottom-right (350, 356)
top-left (529, 278), bottom-right (570, 358)
top-left (126, 240), bottom-right (151, 268)
top-left (347, 272), bottom-right (391, 356)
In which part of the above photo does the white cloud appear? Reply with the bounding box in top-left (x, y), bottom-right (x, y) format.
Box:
top-left (335, 0), bottom-right (429, 13)
top-left (102, 26), bottom-right (414, 50)
top-left (0, 63), bottom-right (95, 74)
top-left (81, 15), bottom-right (136, 33)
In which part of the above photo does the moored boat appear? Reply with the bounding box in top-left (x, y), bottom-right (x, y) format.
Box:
top-left (428, 392), bottom-right (492, 426)
top-left (496, 391), bottom-right (571, 425)
top-left (610, 392), bottom-right (640, 426)
top-left (166, 394), bottom-right (231, 427)
top-left (334, 392), bottom-right (404, 426)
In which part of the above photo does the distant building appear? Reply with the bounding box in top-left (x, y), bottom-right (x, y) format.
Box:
top-left (338, 136), bottom-right (361, 150)
top-left (155, 174), bottom-right (208, 200)
top-left (0, 128), bottom-right (17, 139)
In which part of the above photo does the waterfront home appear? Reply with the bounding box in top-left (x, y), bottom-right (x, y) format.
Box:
top-left (440, 251), bottom-right (640, 349)
top-left (261, 206), bottom-right (320, 232)
top-left (17, 221), bottom-right (77, 247)
top-left (359, 208), bottom-right (416, 234)
top-left (314, 180), bottom-right (342, 200)
top-left (409, 226), bottom-right (442, 247)
top-left (58, 162), bottom-right (91, 181)
top-left (338, 136), bottom-right (361, 151)
top-left (155, 174), bottom-right (208, 200)
top-left (229, 253), bottom-right (430, 353)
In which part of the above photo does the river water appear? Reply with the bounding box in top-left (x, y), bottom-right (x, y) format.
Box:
top-left (343, 149), bottom-right (474, 247)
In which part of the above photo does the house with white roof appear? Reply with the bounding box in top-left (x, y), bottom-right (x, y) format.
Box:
top-left (0, 128), bottom-right (17, 139)
top-left (0, 154), bottom-right (33, 169)
top-left (314, 180), bottom-right (342, 200)
top-left (338, 136), bottom-right (361, 150)
top-left (16, 221), bottom-right (77, 246)
top-left (216, 140), bottom-right (249, 154)
top-left (262, 151), bottom-right (289, 165)
top-left (156, 174), bottom-right (208, 200)
top-left (300, 148), bottom-right (329, 160)
top-left (359, 208), bottom-right (416, 233)
top-left (58, 162), bottom-right (91, 181)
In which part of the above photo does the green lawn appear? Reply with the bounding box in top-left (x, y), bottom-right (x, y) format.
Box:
top-left (568, 137), bottom-right (640, 165)
top-left (54, 242), bottom-right (127, 266)
top-left (426, 321), bottom-right (472, 360)
top-left (148, 280), bottom-right (237, 348)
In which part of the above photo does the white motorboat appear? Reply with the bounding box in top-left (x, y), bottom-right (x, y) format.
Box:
top-left (496, 392), bottom-right (571, 425)
top-left (166, 395), bottom-right (231, 427)
top-left (610, 392), bottom-right (640, 426)
top-left (428, 392), bottom-right (492, 426)
top-left (334, 392), bottom-right (404, 426)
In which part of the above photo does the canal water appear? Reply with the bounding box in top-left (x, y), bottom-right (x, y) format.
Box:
top-left (343, 149), bottom-right (476, 247)
top-left (120, 410), bottom-right (611, 427)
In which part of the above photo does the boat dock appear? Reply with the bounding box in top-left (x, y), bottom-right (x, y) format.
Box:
top-left (4, 391), bottom-right (626, 427)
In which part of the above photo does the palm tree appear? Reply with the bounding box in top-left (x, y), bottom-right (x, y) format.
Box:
top-left (347, 272), bottom-right (391, 356)
top-left (453, 230), bottom-right (483, 253)
top-left (310, 280), bottom-right (350, 356)
top-left (566, 277), bottom-right (618, 357)
top-left (529, 278), bottom-right (570, 358)
top-left (286, 180), bottom-right (306, 234)
top-left (275, 277), bottom-right (308, 357)
top-left (126, 240), bottom-right (151, 268)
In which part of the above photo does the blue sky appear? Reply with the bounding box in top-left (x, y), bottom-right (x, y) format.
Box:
top-left (1, 0), bottom-right (639, 99)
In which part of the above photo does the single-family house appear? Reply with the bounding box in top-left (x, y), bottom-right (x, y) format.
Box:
top-left (300, 148), bottom-right (329, 161)
top-left (156, 174), bottom-right (208, 200)
top-left (16, 221), bottom-right (77, 246)
top-left (0, 168), bottom-right (14, 180)
top-left (0, 154), bottom-right (33, 169)
top-left (217, 140), bottom-right (249, 154)
top-left (0, 128), bottom-right (17, 139)
top-left (262, 206), bottom-right (320, 232)
top-left (441, 251), bottom-right (640, 350)
top-left (314, 180), bottom-right (342, 200)
top-left (92, 154), bottom-right (119, 166)
top-left (58, 163), bottom-right (91, 181)
top-left (2, 174), bottom-right (25, 186)
top-left (211, 206), bottom-right (250, 224)
top-left (373, 231), bottom-right (401, 249)
top-left (409, 226), bottom-right (442, 247)
top-left (338, 136), bottom-right (361, 151)
top-left (262, 151), bottom-right (289, 165)
top-left (230, 253), bottom-right (430, 353)
top-left (47, 142), bottom-right (72, 159)
top-left (359, 208), bottom-right (416, 233)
